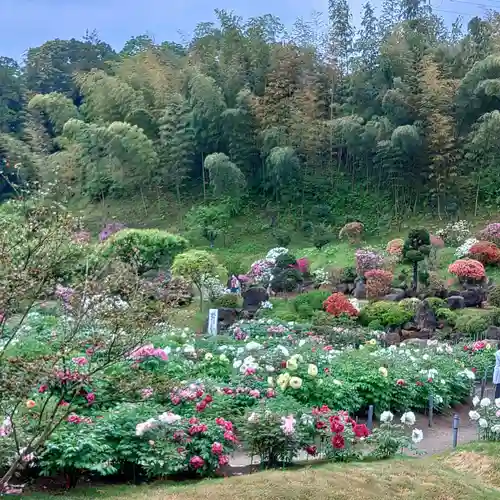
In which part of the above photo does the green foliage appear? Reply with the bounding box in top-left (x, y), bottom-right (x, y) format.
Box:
top-left (214, 293), bottom-right (241, 308)
top-left (359, 301), bottom-right (414, 327)
top-left (204, 152), bottom-right (246, 199)
top-left (271, 267), bottom-right (303, 293)
top-left (273, 229), bottom-right (291, 247)
top-left (292, 290), bottom-right (331, 318)
top-left (275, 252), bottom-right (297, 269)
top-left (103, 229), bottom-right (188, 274)
top-left (424, 297), bottom-right (446, 313)
top-left (454, 312), bottom-right (490, 336)
top-left (185, 204), bottom-right (231, 247)
top-left (488, 286), bottom-right (500, 308)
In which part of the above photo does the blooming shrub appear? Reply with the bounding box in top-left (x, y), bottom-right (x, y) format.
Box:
top-left (430, 234), bottom-right (445, 248)
top-left (249, 259), bottom-right (274, 284)
top-left (266, 247), bottom-right (289, 262)
top-left (355, 249), bottom-right (384, 276)
top-left (294, 257), bottom-right (309, 274)
top-left (455, 238), bottom-right (479, 259)
top-left (135, 413), bottom-right (238, 476)
top-left (386, 239), bottom-right (404, 257)
top-left (468, 241), bottom-right (500, 265)
top-left (469, 397), bottom-right (500, 441)
top-left (365, 269), bottom-right (393, 299)
top-left (323, 293), bottom-right (359, 317)
top-left (479, 223), bottom-right (500, 245)
top-left (312, 268), bottom-right (329, 286)
top-left (436, 220), bottom-right (471, 245)
top-left (339, 222), bottom-right (364, 244)
top-left (448, 258), bottom-right (486, 281)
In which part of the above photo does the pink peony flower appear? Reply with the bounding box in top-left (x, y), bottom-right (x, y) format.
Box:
top-left (86, 393), bottom-right (95, 404)
top-left (211, 442), bottom-right (223, 455)
top-left (218, 455), bottom-right (230, 466)
top-left (71, 357), bottom-right (88, 366)
top-left (189, 456), bottom-right (205, 470)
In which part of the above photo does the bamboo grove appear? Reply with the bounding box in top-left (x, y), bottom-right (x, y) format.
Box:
top-left (2, 1), bottom-right (500, 222)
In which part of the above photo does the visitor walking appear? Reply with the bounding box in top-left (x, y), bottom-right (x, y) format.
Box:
top-left (230, 275), bottom-right (241, 294)
top-left (494, 342), bottom-right (500, 399)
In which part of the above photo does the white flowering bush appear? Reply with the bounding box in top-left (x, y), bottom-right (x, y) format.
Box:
top-left (454, 238), bottom-right (479, 259)
top-left (436, 220), bottom-right (472, 246)
top-left (266, 247), bottom-right (289, 262)
top-left (200, 274), bottom-right (228, 301)
top-left (312, 268), bottom-right (330, 286)
top-left (469, 397), bottom-right (500, 440)
top-left (368, 410), bottom-right (423, 459)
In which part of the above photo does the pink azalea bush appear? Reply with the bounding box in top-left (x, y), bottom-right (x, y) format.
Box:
top-left (479, 223), bottom-right (500, 245)
top-left (448, 258), bottom-right (486, 281)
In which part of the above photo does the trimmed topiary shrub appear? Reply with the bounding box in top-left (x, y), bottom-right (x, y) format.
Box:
top-left (402, 228), bottom-right (431, 290)
top-left (424, 297), bottom-right (446, 313)
top-left (214, 293), bottom-right (241, 308)
top-left (436, 308), bottom-right (457, 327)
top-left (270, 268), bottom-right (303, 292)
top-left (275, 253), bottom-right (297, 270)
top-left (359, 301), bottom-right (413, 328)
top-left (103, 229), bottom-right (188, 274)
top-left (293, 290), bottom-right (331, 317)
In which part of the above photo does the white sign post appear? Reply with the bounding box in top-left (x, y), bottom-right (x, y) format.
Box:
top-left (208, 308), bottom-right (219, 336)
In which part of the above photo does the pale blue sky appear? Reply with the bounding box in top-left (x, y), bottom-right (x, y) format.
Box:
top-left (0, 0), bottom-right (490, 60)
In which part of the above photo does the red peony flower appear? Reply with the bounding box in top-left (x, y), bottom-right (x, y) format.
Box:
top-left (204, 394), bottom-right (213, 403)
top-left (316, 420), bottom-right (327, 429)
top-left (224, 430), bottom-right (237, 442)
top-left (304, 445), bottom-right (317, 456)
top-left (416, 381), bottom-right (423, 386)
top-left (223, 420), bottom-right (233, 431)
top-left (188, 417), bottom-right (199, 425)
top-left (38, 384), bottom-right (48, 393)
top-left (86, 392), bottom-right (95, 404)
top-left (218, 455), bottom-right (230, 466)
top-left (189, 456), bottom-right (205, 469)
top-left (396, 379), bottom-right (405, 386)
top-left (196, 401), bottom-right (207, 412)
top-left (330, 420), bottom-right (345, 433)
top-left (211, 442), bottom-right (223, 455)
top-left (353, 424), bottom-right (370, 438)
top-left (215, 417), bottom-right (225, 426)
top-left (331, 434), bottom-right (345, 449)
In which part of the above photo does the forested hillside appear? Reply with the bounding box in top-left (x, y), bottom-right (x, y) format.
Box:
top-left (2, 1), bottom-right (500, 231)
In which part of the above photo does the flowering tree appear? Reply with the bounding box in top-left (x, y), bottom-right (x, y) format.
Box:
top-left (0, 190), bottom-right (167, 491)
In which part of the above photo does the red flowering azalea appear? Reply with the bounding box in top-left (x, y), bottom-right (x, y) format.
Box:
top-left (469, 241), bottom-right (500, 265)
top-left (323, 293), bottom-right (359, 317)
top-left (448, 258), bottom-right (485, 280)
top-left (331, 434), bottom-right (345, 449)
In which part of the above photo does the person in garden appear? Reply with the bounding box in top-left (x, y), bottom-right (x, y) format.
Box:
top-left (495, 342), bottom-right (500, 399)
top-left (230, 275), bottom-right (241, 294)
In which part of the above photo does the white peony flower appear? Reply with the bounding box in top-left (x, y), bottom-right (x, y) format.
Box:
top-left (491, 424), bottom-right (500, 433)
top-left (204, 353), bottom-right (213, 361)
top-left (479, 418), bottom-right (489, 429)
top-left (246, 341), bottom-right (262, 352)
top-left (380, 411), bottom-right (394, 423)
top-left (469, 410), bottom-right (480, 421)
top-left (379, 367), bottom-right (388, 377)
top-left (265, 365), bottom-right (275, 373)
top-left (480, 398), bottom-right (491, 408)
top-left (289, 376), bottom-right (303, 389)
top-left (248, 412), bottom-right (259, 423)
top-left (158, 412), bottom-right (181, 425)
top-left (472, 396), bottom-right (480, 407)
top-left (495, 398), bottom-right (500, 408)
top-left (411, 429), bottom-right (424, 444)
top-left (400, 411), bottom-right (416, 426)
top-left (233, 360), bottom-right (242, 369)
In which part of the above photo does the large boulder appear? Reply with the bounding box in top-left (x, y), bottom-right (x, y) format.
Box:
top-left (460, 287), bottom-right (486, 308)
top-left (447, 295), bottom-right (465, 310)
top-left (383, 329), bottom-right (401, 346)
top-left (204, 308), bottom-right (239, 335)
top-left (353, 280), bottom-right (366, 300)
top-left (414, 301), bottom-right (437, 331)
top-left (383, 288), bottom-right (405, 301)
top-left (242, 287), bottom-right (269, 314)
top-left (485, 326), bottom-right (500, 340)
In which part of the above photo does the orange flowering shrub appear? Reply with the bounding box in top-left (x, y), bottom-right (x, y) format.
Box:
top-left (323, 293), bottom-right (359, 317)
top-left (365, 269), bottom-right (393, 299)
top-left (448, 258), bottom-right (485, 280)
top-left (386, 239), bottom-right (404, 257)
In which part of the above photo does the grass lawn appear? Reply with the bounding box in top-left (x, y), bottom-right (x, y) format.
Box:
top-left (26, 442), bottom-right (500, 499)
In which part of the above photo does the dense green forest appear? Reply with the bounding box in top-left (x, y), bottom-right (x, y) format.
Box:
top-left (2, 1), bottom-right (500, 230)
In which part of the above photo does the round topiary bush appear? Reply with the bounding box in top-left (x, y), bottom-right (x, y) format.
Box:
top-left (275, 253), bottom-right (297, 270)
top-left (270, 268), bottom-right (303, 292)
top-left (214, 293), bottom-right (241, 308)
top-left (359, 301), bottom-right (413, 328)
top-left (402, 228), bottom-right (431, 290)
top-left (399, 297), bottom-right (422, 313)
top-left (293, 290), bottom-right (331, 315)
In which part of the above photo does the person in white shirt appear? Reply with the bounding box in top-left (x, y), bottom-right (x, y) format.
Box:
top-left (494, 343), bottom-right (500, 399)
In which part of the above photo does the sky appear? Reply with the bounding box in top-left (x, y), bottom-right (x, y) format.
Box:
top-left (0, 0), bottom-right (493, 61)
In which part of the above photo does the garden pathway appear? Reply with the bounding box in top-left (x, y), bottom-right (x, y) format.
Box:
top-left (227, 405), bottom-right (479, 471)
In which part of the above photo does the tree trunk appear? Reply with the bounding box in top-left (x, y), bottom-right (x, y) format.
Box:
top-left (412, 262), bottom-right (418, 291)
